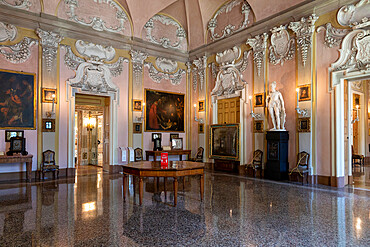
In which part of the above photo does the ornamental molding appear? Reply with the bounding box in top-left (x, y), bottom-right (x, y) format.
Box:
top-left (64, 43), bottom-right (127, 94)
top-left (75, 39), bottom-right (115, 62)
top-left (337, 0), bottom-right (370, 29)
top-left (208, 0), bottom-right (251, 42)
top-left (289, 14), bottom-right (318, 67)
top-left (0, 21), bottom-right (17, 42)
top-left (211, 46), bottom-right (249, 96)
top-left (246, 33), bottom-right (268, 76)
top-left (64, 0), bottom-right (129, 34)
top-left (330, 29), bottom-right (370, 73)
top-left (36, 28), bottom-right (64, 72)
top-left (269, 25), bottom-right (295, 66)
top-left (144, 61), bottom-right (185, 85)
top-left (0, 37), bottom-right (37, 63)
top-left (193, 56), bottom-right (207, 91)
top-left (144, 14), bottom-right (187, 50)
top-left (155, 57), bottom-right (178, 73)
top-left (0, 0), bottom-right (31, 10)
top-left (351, 81), bottom-right (363, 91)
top-left (317, 23), bottom-right (350, 48)
top-left (208, 62), bottom-right (218, 79)
top-left (130, 49), bottom-right (148, 84)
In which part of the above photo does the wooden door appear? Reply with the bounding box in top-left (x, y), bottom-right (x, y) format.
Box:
top-left (217, 97), bottom-right (240, 124)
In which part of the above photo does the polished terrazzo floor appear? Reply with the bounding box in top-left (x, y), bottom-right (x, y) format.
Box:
top-left (0, 167), bottom-right (369, 246)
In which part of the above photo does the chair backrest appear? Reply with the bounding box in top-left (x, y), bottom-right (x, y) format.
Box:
top-left (252, 149), bottom-right (263, 165)
top-left (134, 148), bottom-right (143, 162)
top-left (42, 150), bottom-right (55, 166)
top-left (297, 151), bottom-right (310, 167)
top-left (195, 147), bottom-right (204, 160)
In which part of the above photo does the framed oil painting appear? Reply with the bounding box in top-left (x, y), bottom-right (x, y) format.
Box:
top-left (145, 89), bottom-right (185, 132)
top-left (297, 117), bottom-right (310, 132)
top-left (0, 69), bottom-right (36, 129)
top-left (171, 138), bottom-right (183, 150)
top-left (42, 88), bottom-right (57, 103)
top-left (298, 84), bottom-right (311, 102)
top-left (254, 93), bottom-right (264, 107)
top-left (198, 123), bottom-right (204, 134)
top-left (133, 123), bottom-right (142, 133)
top-left (210, 124), bottom-right (239, 160)
top-left (42, 119), bottom-right (55, 132)
top-left (198, 100), bottom-right (205, 112)
top-left (253, 120), bottom-right (264, 133)
top-left (133, 99), bottom-right (143, 111)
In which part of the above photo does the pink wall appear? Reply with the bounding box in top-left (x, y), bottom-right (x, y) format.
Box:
top-left (315, 33), bottom-right (339, 176)
top-left (268, 58), bottom-right (297, 168)
top-left (0, 45), bottom-right (38, 172)
top-left (143, 66), bottom-right (187, 160)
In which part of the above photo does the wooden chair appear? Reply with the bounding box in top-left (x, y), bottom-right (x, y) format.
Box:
top-left (134, 148), bottom-right (143, 162)
top-left (289, 151), bottom-right (310, 184)
top-left (40, 150), bottom-right (59, 180)
top-left (189, 147), bottom-right (204, 162)
top-left (246, 150), bottom-right (263, 178)
top-left (352, 145), bottom-right (364, 172)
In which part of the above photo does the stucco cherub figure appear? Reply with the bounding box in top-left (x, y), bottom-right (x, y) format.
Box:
top-left (266, 81), bottom-right (286, 130)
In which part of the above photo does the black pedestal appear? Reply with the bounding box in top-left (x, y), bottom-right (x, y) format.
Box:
top-left (265, 131), bottom-right (289, 181)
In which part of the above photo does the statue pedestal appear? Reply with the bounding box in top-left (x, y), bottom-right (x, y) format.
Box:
top-left (265, 131), bottom-right (289, 181)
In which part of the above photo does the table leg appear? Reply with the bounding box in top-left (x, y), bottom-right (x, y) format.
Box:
top-left (26, 161), bottom-right (32, 182)
top-left (200, 174), bottom-right (204, 201)
top-left (164, 177), bottom-right (167, 199)
top-left (123, 174), bottom-right (127, 201)
top-left (173, 177), bottom-right (178, 206)
top-left (180, 155), bottom-right (182, 161)
top-left (139, 177), bottom-right (143, 205)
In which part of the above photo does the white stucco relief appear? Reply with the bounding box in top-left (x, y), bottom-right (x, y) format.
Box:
top-left (144, 14), bottom-right (187, 50)
top-left (64, 0), bottom-right (129, 34)
top-left (269, 25), bottom-right (295, 66)
top-left (337, 0), bottom-right (370, 29)
top-left (207, 0), bottom-right (251, 42)
top-left (130, 49), bottom-right (148, 84)
top-left (0, 37), bottom-right (36, 63)
top-left (36, 28), bottom-right (64, 72)
top-left (192, 56), bottom-right (207, 91)
top-left (144, 57), bottom-right (185, 86)
top-left (64, 40), bottom-right (128, 93)
top-left (211, 46), bottom-right (250, 96)
top-left (317, 23), bottom-right (350, 48)
top-left (0, 0), bottom-right (31, 10)
top-left (246, 33), bottom-right (268, 77)
top-left (0, 21), bottom-right (17, 42)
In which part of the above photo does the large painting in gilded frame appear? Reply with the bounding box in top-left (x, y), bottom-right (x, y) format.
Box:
top-left (210, 124), bottom-right (239, 160)
top-left (145, 89), bottom-right (185, 132)
top-left (0, 69), bottom-right (36, 129)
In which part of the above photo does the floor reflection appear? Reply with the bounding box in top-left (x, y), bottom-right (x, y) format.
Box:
top-left (0, 167), bottom-right (368, 246)
top-left (353, 163), bottom-right (370, 190)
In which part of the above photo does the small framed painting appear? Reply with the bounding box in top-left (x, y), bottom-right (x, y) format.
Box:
top-left (171, 138), bottom-right (183, 150)
top-left (133, 99), bottom-right (143, 111)
top-left (170, 133), bottom-right (179, 143)
top-left (253, 120), bottom-right (264, 133)
top-left (42, 119), bottom-right (55, 132)
top-left (298, 84), bottom-right (311, 102)
top-left (133, 123), bottom-right (142, 133)
top-left (198, 123), bottom-right (204, 134)
top-left (297, 118), bottom-right (310, 132)
top-left (254, 93), bottom-right (264, 107)
top-left (42, 88), bottom-right (57, 103)
top-left (198, 100), bottom-right (205, 112)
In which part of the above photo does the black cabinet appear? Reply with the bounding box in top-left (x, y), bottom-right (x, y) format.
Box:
top-left (265, 131), bottom-right (289, 180)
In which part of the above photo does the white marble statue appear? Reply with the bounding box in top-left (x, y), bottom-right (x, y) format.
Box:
top-left (266, 81), bottom-right (286, 131)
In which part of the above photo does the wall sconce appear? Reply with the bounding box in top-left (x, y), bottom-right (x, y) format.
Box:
top-left (249, 96), bottom-right (262, 119)
top-left (194, 104), bottom-right (204, 123)
top-left (46, 94), bottom-right (56, 118)
top-left (351, 105), bottom-right (359, 124)
top-left (295, 88), bottom-right (309, 117)
top-left (85, 112), bottom-right (96, 131)
top-left (136, 103), bottom-right (145, 122)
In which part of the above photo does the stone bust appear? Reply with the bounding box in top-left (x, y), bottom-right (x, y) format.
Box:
top-left (266, 81), bottom-right (286, 131)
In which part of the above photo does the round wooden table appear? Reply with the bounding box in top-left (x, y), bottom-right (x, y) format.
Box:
top-left (122, 161), bottom-right (204, 206)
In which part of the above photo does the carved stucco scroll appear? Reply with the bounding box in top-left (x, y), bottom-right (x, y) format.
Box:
top-left (0, 0), bottom-right (31, 10)
top-left (208, 0), bottom-right (251, 42)
top-left (246, 33), bottom-right (268, 77)
top-left (337, 0), bottom-right (370, 29)
top-left (317, 23), bottom-right (350, 48)
top-left (289, 14), bottom-right (318, 67)
top-left (64, 0), bottom-right (129, 34)
top-left (0, 37), bottom-right (36, 63)
top-left (269, 25), bottom-right (295, 65)
top-left (145, 58), bottom-right (185, 86)
top-left (144, 14), bottom-right (187, 50)
top-left (0, 21), bottom-right (17, 42)
top-left (36, 28), bottom-right (64, 72)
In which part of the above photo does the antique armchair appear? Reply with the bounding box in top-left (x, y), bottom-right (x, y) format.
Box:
top-left (352, 145), bottom-right (364, 172)
top-left (134, 148), bottom-right (143, 162)
top-left (40, 150), bottom-right (59, 180)
top-left (189, 147), bottom-right (204, 162)
top-left (289, 151), bottom-right (310, 184)
top-left (246, 149), bottom-right (263, 178)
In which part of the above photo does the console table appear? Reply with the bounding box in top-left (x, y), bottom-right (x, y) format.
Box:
top-left (145, 150), bottom-right (191, 161)
top-left (0, 155), bottom-right (33, 182)
top-left (122, 161), bottom-right (204, 206)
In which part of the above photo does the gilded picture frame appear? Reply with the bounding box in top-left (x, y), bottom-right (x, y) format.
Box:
top-left (298, 84), bottom-right (311, 102)
top-left (210, 124), bottom-right (239, 161)
top-left (42, 119), bottom-right (55, 132)
top-left (42, 88), bottom-right (57, 103)
top-left (133, 99), bottom-right (143, 111)
top-left (297, 117), bottom-right (311, 132)
top-left (133, 123), bottom-right (142, 133)
top-left (254, 93), bottom-right (265, 107)
top-left (198, 100), bottom-right (205, 112)
top-left (0, 69), bottom-right (36, 129)
top-left (253, 120), bottom-right (264, 133)
top-left (198, 123), bottom-right (204, 134)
